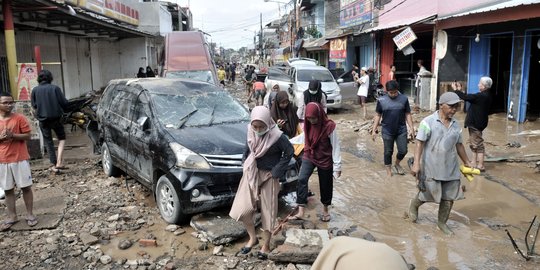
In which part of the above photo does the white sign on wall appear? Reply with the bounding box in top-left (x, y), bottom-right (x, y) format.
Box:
top-left (393, 27), bottom-right (417, 51)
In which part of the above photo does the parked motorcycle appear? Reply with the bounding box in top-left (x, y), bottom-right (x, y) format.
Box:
top-left (63, 94), bottom-right (98, 132)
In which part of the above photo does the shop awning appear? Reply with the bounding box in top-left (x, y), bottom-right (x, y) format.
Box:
top-left (7, 0), bottom-right (155, 39)
top-left (366, 14), bottom-right (436, 33)
top-left (437, 0), bottom-right (540, 21)
top-left (435, 0), bottom-right (540, 29)
top-left (303, 37), bottom-right (329, 51)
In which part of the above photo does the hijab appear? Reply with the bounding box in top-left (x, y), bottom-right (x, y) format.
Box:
top-left (270, 91), bottom-right (299, 138)
top-left (304, 79), bottom-right (324, 105)
top-left (137, 67), bottom-right (146, 78)
top-left (146, 66), bottom-right (156, 77)
top-left (304, 102), bottom-right (336, 156)
top-left (244, 106), bottom-right (283, 189)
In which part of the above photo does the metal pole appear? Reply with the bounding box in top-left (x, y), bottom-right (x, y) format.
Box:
top-left (34, 46), bottom-right (42, 73)
top-left (3, 0), bottom-right (18, 95)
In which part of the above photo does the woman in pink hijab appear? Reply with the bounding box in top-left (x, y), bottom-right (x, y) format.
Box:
top-left (229, 106), bottom-right (293, 259)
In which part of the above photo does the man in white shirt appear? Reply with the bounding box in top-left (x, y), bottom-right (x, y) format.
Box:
top-left (355, 67), bottom-right (370, 120)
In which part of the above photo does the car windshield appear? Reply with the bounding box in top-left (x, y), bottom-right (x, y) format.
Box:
top-left (165, 70), bottom-right (215, 84)
top-left (268, 68), bottom-right (291, 81)
top-left (151, 91), bottom-right (249, 128)
top-left (297, 69), bottom-right (335, 82)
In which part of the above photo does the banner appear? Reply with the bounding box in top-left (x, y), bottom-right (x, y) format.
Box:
top-left (340, 0), bottom-right (372, 28)
top-left (16, 63), bottom-right (38, 101)
top-left (329, 37), bottom-right (347, 62)
top-left (65, 0), bottom-right (139, 25)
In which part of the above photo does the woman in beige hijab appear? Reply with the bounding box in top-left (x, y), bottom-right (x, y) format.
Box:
top-left (230, 106), bottom-right (293, 259)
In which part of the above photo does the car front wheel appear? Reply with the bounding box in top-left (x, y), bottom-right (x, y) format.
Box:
top-left (102, 143), bottom-right (121, 177)
top-left (156, 175), bottom-right (186, 224)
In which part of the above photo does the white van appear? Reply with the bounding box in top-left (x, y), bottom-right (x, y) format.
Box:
top-left (290, 65), bottom-right (342, 109)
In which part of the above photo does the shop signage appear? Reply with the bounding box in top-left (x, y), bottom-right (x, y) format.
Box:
top-left (16, 63), bottom-right (38, 101)
top-left (65, 0), bottom-right (139, 26)
top-left (329, 37), bottom-right (347, 62)
top-left (339, 0), bottom-right (372, 28)
top-left (393, 27), bottom-right (418, 50)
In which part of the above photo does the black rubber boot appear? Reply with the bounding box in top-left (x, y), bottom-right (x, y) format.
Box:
top-left (437, 200), bottom-right (454, 235)
top-left (408, 193), bottom-right (424, 223)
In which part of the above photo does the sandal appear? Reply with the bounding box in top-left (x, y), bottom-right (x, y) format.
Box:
top-left (256, 251), bottom-right (268, 260)
top-left (0, 220), bottom-right (18, 231)
top-left (287, 215), bottom-right (303, 221)
top-left (320, 214), bottom-right (331, 222)
top-left (238, 239), bottom-right (259, 255)
top-left (394, 165), bottom-right (406, 175)
top-left (26, 217), bottom-right (38, 227)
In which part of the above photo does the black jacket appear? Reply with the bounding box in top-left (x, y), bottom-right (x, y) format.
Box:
top-left (454, 90), bottom-right (492, 131)
top-left (243, 134), bottom-right (294, 178)
top-left (31, 82), bottom-right (69, 121)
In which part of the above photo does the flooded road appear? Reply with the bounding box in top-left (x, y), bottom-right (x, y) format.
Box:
top-left (306, 102), bottom-right (540, 269)
top-left (92, 80), bottom-right (540, 269)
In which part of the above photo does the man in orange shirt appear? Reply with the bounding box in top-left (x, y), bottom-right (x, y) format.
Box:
top-left (0, 92), bottom-right (37, 231)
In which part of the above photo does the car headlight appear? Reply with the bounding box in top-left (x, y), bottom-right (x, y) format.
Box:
top-left (170, 142), bottom-right (211, 169)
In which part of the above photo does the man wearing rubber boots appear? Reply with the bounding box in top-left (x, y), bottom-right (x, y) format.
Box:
top-left (409, 92), bottom-right (471, 235)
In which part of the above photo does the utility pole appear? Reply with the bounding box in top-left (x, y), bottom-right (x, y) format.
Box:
top-left (259, 13), bottom-right (263, 63)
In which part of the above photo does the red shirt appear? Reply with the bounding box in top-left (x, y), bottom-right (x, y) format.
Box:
top-left (0, 113), bottom-right (31, 163)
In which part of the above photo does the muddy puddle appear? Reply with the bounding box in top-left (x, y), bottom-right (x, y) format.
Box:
top-left (309, 103), bottom-right (540, 269)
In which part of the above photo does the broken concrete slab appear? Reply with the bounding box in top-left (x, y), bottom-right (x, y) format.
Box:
top-left (269, 229), bottom-right (329, 264)
top-left (0, 187), bottom-right (66, 231)
top-left (190, 211), bottom-right (261, 245)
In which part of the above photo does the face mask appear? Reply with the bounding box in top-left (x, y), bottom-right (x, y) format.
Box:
top-left (309, 90), bottom-right (318, 95)
top-left (254, 128), bottom-right (269, 137)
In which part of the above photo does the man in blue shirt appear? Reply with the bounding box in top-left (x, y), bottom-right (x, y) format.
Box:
top-left (371, 80), bottom-right (414, 177)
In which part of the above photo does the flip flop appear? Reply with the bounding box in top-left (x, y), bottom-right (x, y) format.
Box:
top-left (394, 165), bottom-right (406, 175)
top-left (287, 215), bottom-right (303, 221)
top-left (320, 214), bottom-right (331, 222)
top-left (55, 166), bottom-right (69, 170)
top-left (26, 217), bottom-right (38, 227)
top-left (256, 251), bottom-right (268, 260)
top-left (0, 220), bottom-right (19, 231)
top-left (238, 239), bottom-right (259, 255)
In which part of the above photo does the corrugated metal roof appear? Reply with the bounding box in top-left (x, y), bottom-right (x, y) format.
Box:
top-left (303, 37), bottom-right (329, 50)
top-left (437, 0), bottom-right (540, 20)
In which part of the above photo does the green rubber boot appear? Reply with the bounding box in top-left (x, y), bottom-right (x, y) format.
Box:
top-left (437, 200), bottom-right (454, 235)
top-left (408, 194), bottom-right (424, 223)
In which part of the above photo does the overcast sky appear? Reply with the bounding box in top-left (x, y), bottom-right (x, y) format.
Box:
top-left (175, 0), bottom-right (291, 49)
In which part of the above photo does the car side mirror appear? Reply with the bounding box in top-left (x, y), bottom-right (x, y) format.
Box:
top-left (137, 116), bottom-right (150, 131)
top-left (337, 78), bottom-right (344, 84)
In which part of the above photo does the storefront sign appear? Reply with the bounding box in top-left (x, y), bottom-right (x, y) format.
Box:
top-left (65, 0), bottom-right (139, 26)
top-left (393, 27), bottom-right (418, 50)
top-left (339, 0), bottom-right (372, 28)
top-left (16, 63), bottom-right (38, 101)
top-left (329, 37), bottom-right (347, 62)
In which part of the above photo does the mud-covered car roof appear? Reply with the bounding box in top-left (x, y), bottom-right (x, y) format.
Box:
top-left (108, 78), bottom-right (223, 96)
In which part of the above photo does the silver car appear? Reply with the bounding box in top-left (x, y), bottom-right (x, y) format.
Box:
top-left (291, 65), bottom-right (342, 109)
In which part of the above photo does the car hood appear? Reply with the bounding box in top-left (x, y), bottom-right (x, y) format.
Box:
top-left (297, 81), bottom-right (338, 92)
top-left (166, 122), bottom-right (247, 155)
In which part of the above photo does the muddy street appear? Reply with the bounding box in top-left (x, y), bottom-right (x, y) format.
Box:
top-left (1, 80), bottom-right (540, 269)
